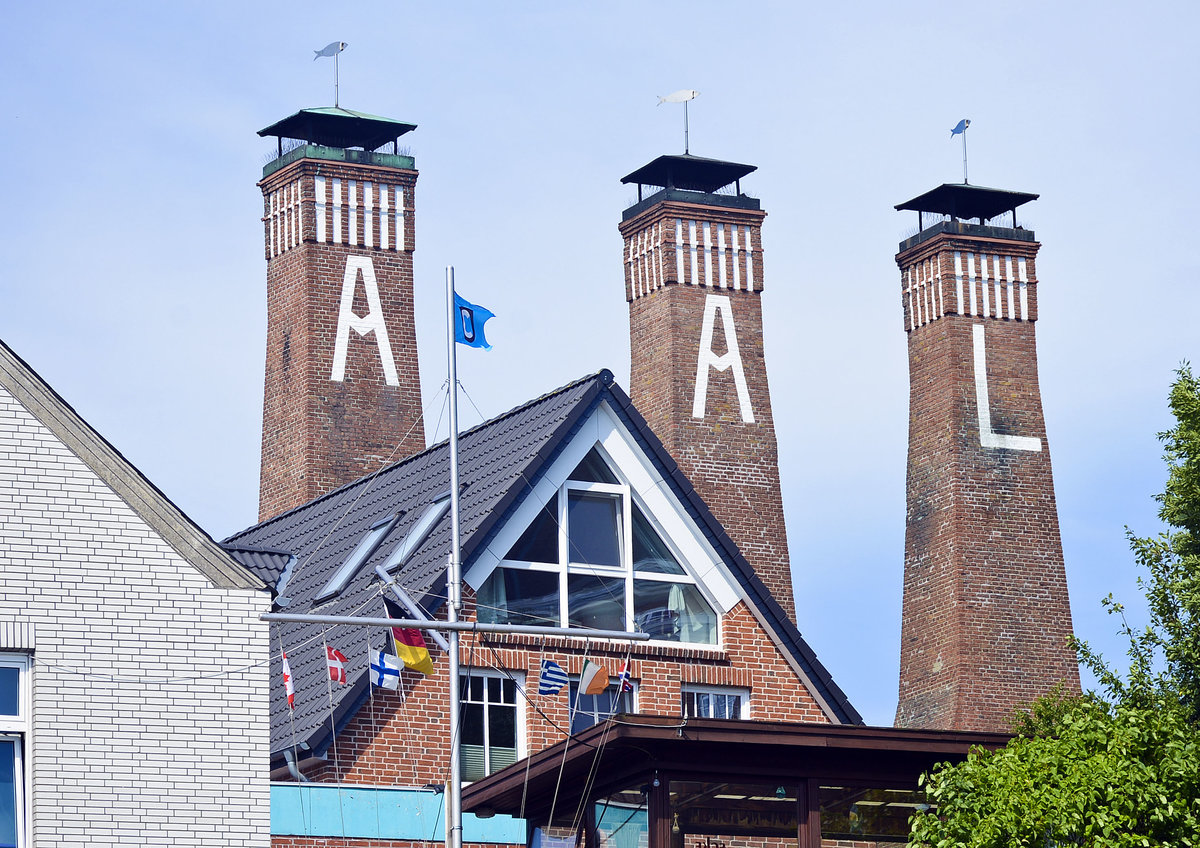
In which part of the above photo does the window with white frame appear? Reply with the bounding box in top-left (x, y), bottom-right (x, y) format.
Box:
top-left (459, 671), bottom-right (522, 782)
top-left (0, 655), bottom-right (28, 848)
top-left (477, 448), bottom-right (719, 644)
top-left (569, 679), bottom-right (634, 734)
top-left (681, 685), bottom-right (749, 720)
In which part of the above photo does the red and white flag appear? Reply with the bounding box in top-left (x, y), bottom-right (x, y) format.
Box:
top-left (282, 651), bottom-right (295, 709)
top-left (326, 645), bottom-right (348, 685)
top-left (618, 658), bottom-right (634, 693)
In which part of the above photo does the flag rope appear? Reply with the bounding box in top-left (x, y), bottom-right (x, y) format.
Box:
top-left (280, 631), bottom-right (309, 833)
top-left (321, 631), bottom-right (349, 838)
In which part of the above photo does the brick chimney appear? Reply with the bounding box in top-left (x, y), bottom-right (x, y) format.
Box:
top-left (894, 183), bottom-right (1080, 732)
top-left (619, 154), bottom-right (796, 621)
top-left (256, 108), bottom-right (426, 521)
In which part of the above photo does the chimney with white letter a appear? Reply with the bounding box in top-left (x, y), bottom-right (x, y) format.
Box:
top-left (619, 154), bottom-right (796, 621)
top-left (256, 108), bottom-right (425, 521)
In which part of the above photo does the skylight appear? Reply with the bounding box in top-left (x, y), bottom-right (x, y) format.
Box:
top-left (381, 494), bottom-right (452, 572)
top-left (315, 514), bottom-right (400, 603)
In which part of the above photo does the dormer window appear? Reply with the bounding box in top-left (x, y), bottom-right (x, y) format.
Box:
top-left (477, 448), bottom-right (718, 643)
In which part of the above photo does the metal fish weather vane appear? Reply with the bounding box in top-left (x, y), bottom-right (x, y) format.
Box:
top-left (951, 118), bottom-right (971, 184)
top-left (658, 89), bottom-right (699, 154)
top-left (314, 41), bottom-right (348, 107)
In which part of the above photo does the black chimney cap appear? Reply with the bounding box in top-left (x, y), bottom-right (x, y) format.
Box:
top-left (621, 154), bottom-right (756, 194)
top-left (258, 107), bottom-right (416, 151)
top-left (895, 183), bottom-right (1038, 222)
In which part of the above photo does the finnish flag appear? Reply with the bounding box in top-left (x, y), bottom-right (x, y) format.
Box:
top-left (371, 649), bottom-right (402, 691)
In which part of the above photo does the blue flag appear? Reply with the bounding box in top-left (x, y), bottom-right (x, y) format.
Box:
top-left (950, 118), bottom-right (970, 137)
top-left (453, 292), bottom-right (495, 350)
top-left (538, 659), bottom-right (568, 696)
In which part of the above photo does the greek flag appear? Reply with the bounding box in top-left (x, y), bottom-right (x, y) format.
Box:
top-left (371, 649), bottom-right (402, 691)
top-left (453, 292), bottom-right (495, 350)
top-left (538, 659), bottom-right (568, 696)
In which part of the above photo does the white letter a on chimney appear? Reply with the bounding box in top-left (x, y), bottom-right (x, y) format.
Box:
top-left (330, 255), bottom-right (399, 386)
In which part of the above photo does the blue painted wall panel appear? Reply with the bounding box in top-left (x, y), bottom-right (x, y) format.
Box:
top-left (271, 784), bottom-right (525, 842)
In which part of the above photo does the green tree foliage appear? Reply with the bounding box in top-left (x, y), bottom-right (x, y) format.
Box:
top-left (909, 366), bottom-right (1200, 847)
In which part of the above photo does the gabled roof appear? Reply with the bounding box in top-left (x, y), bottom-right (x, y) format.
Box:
top-left (0, 339), bottom-right (266, 591)
top-left (225, 370), bottom-right (859, 759)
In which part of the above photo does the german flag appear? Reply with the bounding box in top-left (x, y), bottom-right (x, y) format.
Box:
top-left (383, 596), bottom-right (435, 676)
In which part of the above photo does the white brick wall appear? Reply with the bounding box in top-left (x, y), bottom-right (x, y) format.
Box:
top-left (0, 385), bottom-right (271, 846)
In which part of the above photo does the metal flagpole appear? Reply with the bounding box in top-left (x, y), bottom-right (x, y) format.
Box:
top-left (334, 50), bottom-right (340, 107)
top-left (445, 265), bottom-right (464, 848)
top-left (684, 99), bottom-right (690, 154)
top-left (962, 127), bottom-right (968, 184)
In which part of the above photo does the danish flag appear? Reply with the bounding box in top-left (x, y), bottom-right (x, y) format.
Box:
top-left (326, 645), bottom-right (348, 685)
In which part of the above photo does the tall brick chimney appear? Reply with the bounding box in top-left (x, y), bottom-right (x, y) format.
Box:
top-left (256, 108), bottom-right (426, 521)
top-left (619, 154), bottom-right (796, 621)
top-left (894, 183), bottom-right (1080, 732)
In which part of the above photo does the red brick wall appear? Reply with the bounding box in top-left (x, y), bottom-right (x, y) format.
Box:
top-left (621, 201), bottom-right (796, 622)
top-left (895, 232), bottom-right (1080, 732)
top-left (259, 158), bottom-right (426, 520)
top-left (296, 590), bottom-right (829, 788)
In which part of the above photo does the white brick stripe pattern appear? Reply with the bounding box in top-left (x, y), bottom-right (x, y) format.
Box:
top-left (905, 256), bottom-right (947, 330)
top-left (908, 252), bottom-right (1031, 329)
top-left (266, 180), bottom-right (306, 258)
top-left (268, 177), bottom-right (413, 256)
top-left (628, 218), bottom-right (760, 300)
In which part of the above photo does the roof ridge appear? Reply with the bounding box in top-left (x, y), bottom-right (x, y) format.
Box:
top-left (227, 369), bottom-right (614, 541)
top-left (0, 337), bottom-right (264, 591)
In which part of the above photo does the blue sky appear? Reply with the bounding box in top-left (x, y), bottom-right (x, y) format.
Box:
top-left (3, 2), bottom-right (1197, 725)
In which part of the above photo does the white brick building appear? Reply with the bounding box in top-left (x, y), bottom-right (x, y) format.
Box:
top-left (0, 340), bottom-right (272, 847)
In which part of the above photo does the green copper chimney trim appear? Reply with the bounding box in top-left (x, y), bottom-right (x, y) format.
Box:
top-left (262, 144), bottom-right (416, 178)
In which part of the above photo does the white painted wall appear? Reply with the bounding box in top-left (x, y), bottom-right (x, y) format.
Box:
top-left (0, 384), bottom-right (271, 847)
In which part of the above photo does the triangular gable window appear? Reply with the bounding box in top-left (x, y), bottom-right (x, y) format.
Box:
top-left (505, 501), bottom-right (557, 564)
top-left (632, 502), bottom-right (684, 575)
top-left (478, 445), bottom-right (718, 644)
top-left (568, 447), bottom-right (619, 484)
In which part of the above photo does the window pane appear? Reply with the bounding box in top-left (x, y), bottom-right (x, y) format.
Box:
top-left (820, 785), bottom-right (932, 842)
top-left (461, 744), bottom-right (486, 782)
top-left (0, 669), bottom-right (16, 717)
top-left (488, 699), bottom-right (516, 749)
top-left (568, 448), bottom-right (619, 484)
top-left (635, 581), bottom-right (716, 644)
top-left (505, 502), bottom-right (559, 563)
top-left (0, 739), bottom-right (16, 848)
top-left (567, 492), bottom-right (621, 566)
top-left (568, 574), bottom-right (625, 631)
top-left (477, 568), bottom-right (560, 626)
top-left (569, 683), bottom-right (632, 734)
top-left (461, 703), bottom-right (484, 746)
top-left (631, 504), bottom-right (684, 574)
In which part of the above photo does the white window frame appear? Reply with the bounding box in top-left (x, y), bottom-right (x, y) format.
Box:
top-left (681, 684), bottom-right (750, 720)
top-left (0, 653), bottom-right (29, 848)
top-left (466, 402), bottom-right (742, 618)
top-left (458, 669), bottom-right (526, 782)
top-left (492, 446), bottom-right (722, 645)
top-left (568, 677), bottom-right (637, 734)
